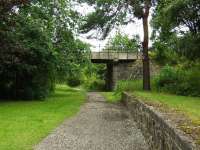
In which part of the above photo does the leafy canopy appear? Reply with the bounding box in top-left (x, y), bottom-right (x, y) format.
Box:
top-left (78, 0), bottom-right (156, 39)
top-left (152, 0), bottom-right (200, 60)
top-left (0, 0), bottom-right (90, 99)
top-left (104, 33), bottom-right (140, 52)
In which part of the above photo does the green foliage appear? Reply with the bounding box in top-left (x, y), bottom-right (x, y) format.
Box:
top-left (105, 33), bottom-right (140, 52)
top-left (67, 77), bottom-right (82, 87)
top-left (151, 40), bottom-right (179, 65)
top-left (0, 1), bottom-right (89, 99)
top-left (82, 63), bottom-right (106, 91)
top-left (112, 64), bottom-right (200, 97)
top-left (0, 6), bottom-right (56, 99)
top-left (86, 79), bottom-right (105, 91)
top-left (78, 0), bottom-right (155, 39)
top-left (177, 33), bottom-right (200, 60)
top-left (155, 65), bottom-right (200, 96)
top-left (153, 0), bottom-right (200, 37)
top-left (152, 0), bottom-right (200, 61)
top-left (155, 65), bottom-right (179, 93)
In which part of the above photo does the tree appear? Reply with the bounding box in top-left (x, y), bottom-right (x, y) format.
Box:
top-left (77, 0), bottom-right (156, 90)
top-left (0, 0), bottom-right (89, 99)
top-left (152, 0), bottom-right (200, 60)
top-left (105, 33), bottom-right (140, 52)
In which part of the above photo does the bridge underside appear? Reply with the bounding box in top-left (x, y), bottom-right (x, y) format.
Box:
top-left (91, 52), bottom-right (140, 91)
top-left (91, 59), bottom-right (135, 64)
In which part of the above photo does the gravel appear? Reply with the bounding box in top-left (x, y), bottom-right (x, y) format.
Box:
top-left (35, 92), bottom-right (149, 150)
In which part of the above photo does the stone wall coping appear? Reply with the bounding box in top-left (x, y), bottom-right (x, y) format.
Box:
top-left (121, 92), bottom-right (199, 150)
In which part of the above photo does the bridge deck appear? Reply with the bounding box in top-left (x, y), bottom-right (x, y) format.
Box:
top-left (90, 52), bottom-right (141, 63)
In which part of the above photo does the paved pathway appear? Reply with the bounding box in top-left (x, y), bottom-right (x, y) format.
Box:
top-left (35, 93), bottom-right (149, 150)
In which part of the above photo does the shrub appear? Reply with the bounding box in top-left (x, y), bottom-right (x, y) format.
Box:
top-left (67, 77), bottom-right (82, 87)
top-left (83, 73), bottom-right (105, 91)
top-left (183, 66), bottom-right (200, 96)
top-left (155, 65), bottom-right (200, 96)
top-left (155, 65), bottom-right (180, 93)
top-left (87, 80), bottom-right (105, 91)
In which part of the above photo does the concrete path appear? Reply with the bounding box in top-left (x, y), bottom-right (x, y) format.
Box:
top-left (35, 93), bottom-right (149, 150)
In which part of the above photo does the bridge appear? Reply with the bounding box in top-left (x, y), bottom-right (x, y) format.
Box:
top-left (90, 51), bottom-right (141, 63)
top-left (90, 51), bottom-right (142, 91)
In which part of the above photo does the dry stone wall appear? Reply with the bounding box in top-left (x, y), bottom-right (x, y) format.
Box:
top-left (121, 92), bottom-right (198, 150)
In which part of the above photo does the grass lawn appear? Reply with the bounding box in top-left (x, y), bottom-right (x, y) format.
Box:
top-left (0, 85), bottom-right (86, 150)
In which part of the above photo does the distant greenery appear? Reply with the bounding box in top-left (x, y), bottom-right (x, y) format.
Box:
top-left (105, 33), bottom-right (140, 52)
top-left (0, 85), bottom-right (86, 150)
top-left (83, 64), bottom-right (106, 91)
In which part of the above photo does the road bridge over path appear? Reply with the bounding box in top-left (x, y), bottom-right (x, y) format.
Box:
top-left (90, 51), bottom-right (142, 90)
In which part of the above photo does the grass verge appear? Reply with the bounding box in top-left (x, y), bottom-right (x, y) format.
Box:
top-left (134, 91), bottom-right (200, 122)
top-left (102, 90), bottom-right (200, 144)
top-left (0, 85), bottom-right (86, 150)
top-left (133, 91), bottom-right (200, 144)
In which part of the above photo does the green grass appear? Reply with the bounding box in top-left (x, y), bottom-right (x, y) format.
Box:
top-left (102, 91), bottom-right (200, 123)
top-left (134, 91), bottom-right (200, 122)
top-left (101, 92), bottom-right (121, 103)
top-left (0, 85), bottom-right (86, 150)
top-left (102, 79), bottom-right (200, 144)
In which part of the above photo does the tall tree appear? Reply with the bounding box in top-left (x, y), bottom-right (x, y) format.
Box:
top-left (0, 0), bottom-right (89, 99)
top-left (152, 0), bottom-right (200, 60)
top-left (77, 0), bottom-right (156, 90)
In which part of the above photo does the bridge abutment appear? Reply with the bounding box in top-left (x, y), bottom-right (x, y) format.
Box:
top-left (108, 61), bottom-right (138, 90)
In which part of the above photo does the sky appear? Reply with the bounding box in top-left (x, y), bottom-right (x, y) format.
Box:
top-left (75, 3), bottom-right (153, 51)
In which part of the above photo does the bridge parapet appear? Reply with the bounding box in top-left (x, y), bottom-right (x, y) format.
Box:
top-left (90, 51), bottom-right (141, 63)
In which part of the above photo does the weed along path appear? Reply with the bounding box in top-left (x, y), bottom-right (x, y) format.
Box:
top-left (35, 92), bottom-right (149, 150)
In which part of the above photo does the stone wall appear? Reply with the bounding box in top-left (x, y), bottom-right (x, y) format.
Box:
top-left (121, 92), bottom-right (198, 150)
top-left (113, 61), bottom-right (142, 81)
top-left (111, 60), bottom-right (160, 89)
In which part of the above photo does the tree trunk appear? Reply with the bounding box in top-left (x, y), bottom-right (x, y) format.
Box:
top-left (142, 4), bottom-right (151, 91)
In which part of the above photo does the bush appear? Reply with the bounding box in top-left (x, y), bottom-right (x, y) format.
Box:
top-left (83, 77), bottom-right (105, 91)
top-left (67, 77), bottom-right (82, 87)
top-left (87, 80), bottom-right (105, 91)
top-left (182, 66), bottom-right (200, 96)
top-left (155, 65), bottom-right (200, 96)
top-left (155, 65), bottom-right (179, 92)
